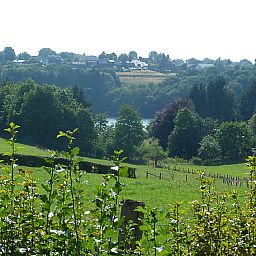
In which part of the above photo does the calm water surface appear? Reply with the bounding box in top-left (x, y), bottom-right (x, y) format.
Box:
top-left (107, 118), bottom-right (152, 128)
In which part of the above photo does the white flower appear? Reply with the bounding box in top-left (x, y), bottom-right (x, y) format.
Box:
top-left (111, 248), bottom-right (118, 254)
top-left (56, 166), bottom-right (65, 173)
top-left (50, 229), bottom-right (65, 235)
top-left (19, 248), bottom-right (27, 254)
top-left (111, 166), bottom-right (119, 171)
top-left (48, 212), bottom-right (54, 218)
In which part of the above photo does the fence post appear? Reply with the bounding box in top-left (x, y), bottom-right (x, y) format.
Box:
top-left (119, 199), bottom-right (145, 250)
top-left (146, 171), bottom-right (148, 178)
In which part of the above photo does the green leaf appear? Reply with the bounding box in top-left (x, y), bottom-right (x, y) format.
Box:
top-left (41, 183), bottom-right (50, 192)
top-left (119, 166), bottom-right (129, 178)
top-left (57, 131), bottom-right (66, 138)
top-left (3, 152), bottom-right (12, 157)
top-left (71, 147), bottom-right (80, 157)
top-left (60, 151), bottom-right (69, 158)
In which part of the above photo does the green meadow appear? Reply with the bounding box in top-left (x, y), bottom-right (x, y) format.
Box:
top-left (0, 138), bottom-right (249, 210)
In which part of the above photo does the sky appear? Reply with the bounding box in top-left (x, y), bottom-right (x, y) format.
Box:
top-left (0, 0), bottom-right (255, 62)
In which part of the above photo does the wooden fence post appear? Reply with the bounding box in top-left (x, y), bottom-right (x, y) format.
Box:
top-left (119, 199), bottom-right (145, 250)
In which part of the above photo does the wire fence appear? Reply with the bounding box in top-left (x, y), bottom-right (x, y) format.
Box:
top-left (145, 166), bottom-right (250, 188)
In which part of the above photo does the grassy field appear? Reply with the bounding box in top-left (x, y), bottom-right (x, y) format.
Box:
top-left (172, 162), bottom-right (248, 177)
top-left (0, 138), bottom-right (50, 156)
top-left (0, 138), bottom-right (250, 210)
top-left (11, 162), bottom-right (247, 213)
top-left (116, 70), bottom-right (175, 85)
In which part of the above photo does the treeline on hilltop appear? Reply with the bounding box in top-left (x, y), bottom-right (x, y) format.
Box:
top-left (1, 61), bottom-right (256, 118)
top-left (1, 46), bottom-right (256, 118)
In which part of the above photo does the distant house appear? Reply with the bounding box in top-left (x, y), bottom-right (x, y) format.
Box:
top-left (46, 55), bottom-right (64, 64)
top-left (126, 59), bottom-right (148, 70)
top-left (98, 59), bottom-right (114, 70)
top-left (186, 63), bottom-right (196, 69)
top-left (13, 59), bottom-right (26, 65)
top-left (79, 55), bottom-right (98, 68)
top-left (72, 61), bottom-right (87, 69)
top-left (195, 63), bottom-right (215, 70)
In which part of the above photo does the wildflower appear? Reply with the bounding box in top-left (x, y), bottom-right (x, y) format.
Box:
top-left (111, 166), bottom-right (119, 172)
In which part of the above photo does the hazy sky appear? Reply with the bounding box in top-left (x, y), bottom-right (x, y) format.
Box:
top-left (0, 0), bottom-right (255, 62)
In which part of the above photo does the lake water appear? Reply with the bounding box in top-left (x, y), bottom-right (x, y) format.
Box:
top-left (107, 118), bottom-right (152, 128)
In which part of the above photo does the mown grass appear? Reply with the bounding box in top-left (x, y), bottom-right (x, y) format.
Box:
top-left (116, 70), bottom-right (175, 85)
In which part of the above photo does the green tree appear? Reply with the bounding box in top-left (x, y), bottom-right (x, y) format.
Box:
top-left (98, 51), bottom-right (106, 60)
top-left (189, 83), bottom-right (207, 117)
top-left (1, 47), bottom-right (16, 62)
top-left (113, 105), bottom-right (144, 160)
top-left (19, 85), bottom-right (61, 147)
top-left (18, 52), bottom-right (31, 60)
top-left (216, 122), bottom-right (250, 162)
top-left (0, 81), bottom-right (96, 154)
top-left (240, 79), bottom-right (256, 120)
top-left (38, 48), bottom-right (56, 60)
top-left (95, 113), bottom-right (108, 134)
top-left (206, 76), bottom-right (236, 121)
top-left (118, 53), bottom-right (128, 66)
top-left (149, 51), bottom-right (158, 62)
top-left (149, 98), bottom-right (194, 149)
top-left (197, 134), bottom-right (221, 164)
top-left (128, 51), bottom-right (138, 61)
top-left (247, 114), bottom-right (256, 147)
top-left (138, 138), bottom-right (167, 167)
top-left (168, 108), bottom-right (204, 159)
top-left (59, 52), bottom-right (76, 62)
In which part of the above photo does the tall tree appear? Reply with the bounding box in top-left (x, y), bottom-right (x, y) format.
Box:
top-left (206, 76), bottom-right (236, 121)
top-left (128, 51), bottom-right (138, 61)
top-left (1, 47), bottom-right (16, 62)
top-left (197, 134), bottom-right (221, 164)
top-left (38, 48), bottom-right (56, 60)
top-left (247, 114), bottom-right (256, 147)
top-left (118, 53), bottom-right (128, 66)
top-left (240, 80), bottom-right (256, 120)
top-left (113, 105), bottom-right (144, 159)
top-left (148, 98), bottom-right (194, 149)
top-left (216, 122), bottom-right (250, 162)
top-left (189, 83), bottom-right (207, 117)
top-left (18, 52), bottom-right (31, 60)
top-left (139, 138), bottom-right (167, 167)
top-left (168, 108), bottom-right (204, 159)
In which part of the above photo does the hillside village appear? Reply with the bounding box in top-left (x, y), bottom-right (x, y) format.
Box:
top-left (1, 47), bottom-right (255, 73)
